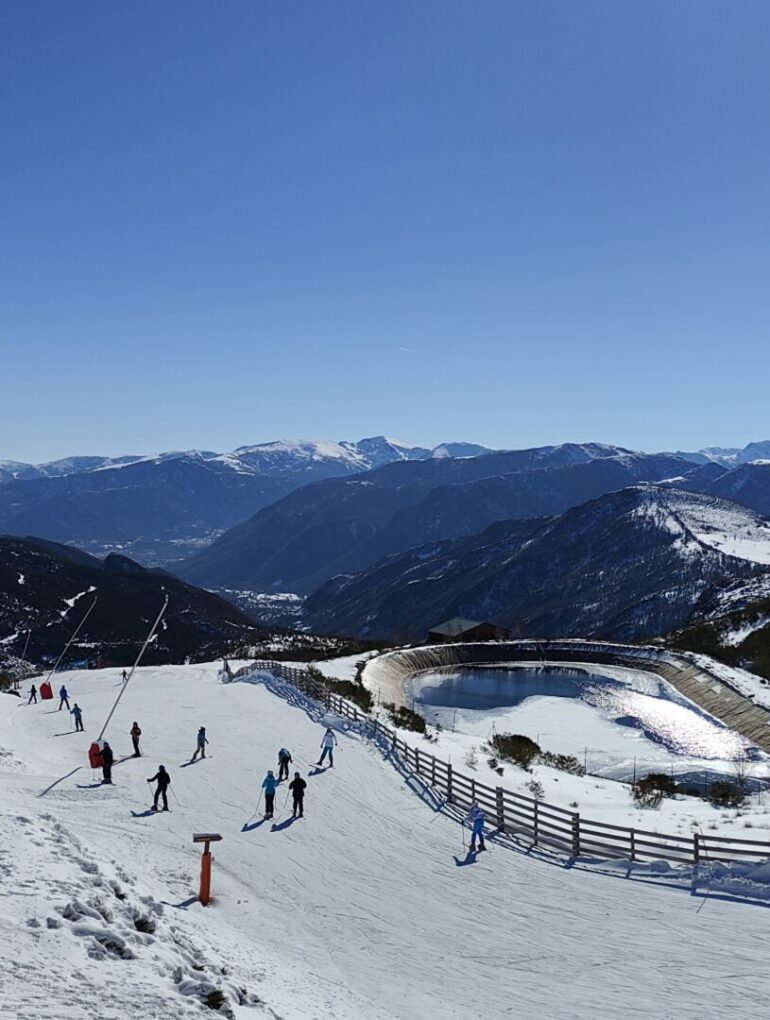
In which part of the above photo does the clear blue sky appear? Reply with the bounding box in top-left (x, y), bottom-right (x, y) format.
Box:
top-left (2, 1), bottom-right (769, 462)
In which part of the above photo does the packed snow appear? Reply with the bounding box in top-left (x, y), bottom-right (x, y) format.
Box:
top-left (3, 661), bottom-right (770, 1020)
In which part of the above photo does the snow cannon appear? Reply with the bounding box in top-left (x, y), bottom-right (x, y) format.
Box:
top-left (40, 681), bottom-right (53, 700)
top-left (88, 741), bottom-right (104, 769)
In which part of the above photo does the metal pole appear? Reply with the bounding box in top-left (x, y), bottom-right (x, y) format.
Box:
top-left (43, 596), bottom-right (99, 688)
top-left (97, 595), bottom-right (169, 741)
top-left (21, 628), bottom-right (32, 661)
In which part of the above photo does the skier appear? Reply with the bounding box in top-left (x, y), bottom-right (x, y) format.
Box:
top-left (130, 721), bottom-right (142, 757)
top-left (190, 727), bottom-right (208, 762)
top-left (262, 770), bottom-right (278, 819)
top-left (316, 727), bottom-right (337, 767)
top-left (71, 703), bottom-right (84, 732)
top-left (277, 747), bottom-right (292, 781)
top-left (58, 684), bottom-right (70, 711)
top-left (121, 669), bottom-right (128, 683)
top-left (147, 765), bottom-right (171, 811)
top-left (101, 741), bottom-right (114, 785)
top-left (28, 684), bottom-right (37, 704)
top-left (465, 801), bottom-right (486, 852)
top-left (289, 771), bottom-right (307, 818)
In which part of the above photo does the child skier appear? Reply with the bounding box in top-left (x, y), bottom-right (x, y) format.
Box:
top-left (289, 772), bottom-right (307, 818)
top-left (465, 801), bottom-right (486, 852)
top-left (71, 703), bottom-right (84, 732)
top-left (147, 766), bottom-right (171, 811)
top-left (28, 684), bottom-right (37, 704)
top-left (58, 684), bottom-right (70, 711)
top-left (317, 728), bottom-right (337, 767)
top-left (277, 747), bottom-right (292, 781)
top-left (190, 726), bottom-right (208, 762)
top-left (262, 770), bottom-right (278, 819)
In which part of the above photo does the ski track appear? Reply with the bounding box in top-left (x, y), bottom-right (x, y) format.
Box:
top-left (1, 661), bottom-right (769, 1019)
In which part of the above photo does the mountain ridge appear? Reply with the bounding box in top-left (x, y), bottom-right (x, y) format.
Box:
top-left (179, 446), bottom-right (693, 593)
top-left (301, 485), bottom-right (770, 642)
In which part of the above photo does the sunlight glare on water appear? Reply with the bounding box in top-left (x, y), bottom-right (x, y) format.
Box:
top-left (410, 666), bottom-right (752, 762)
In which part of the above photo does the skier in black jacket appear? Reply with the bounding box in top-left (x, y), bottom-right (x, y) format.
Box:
top-left (289, 772), bottom-right (307, 818)
top-left (101, 742), bottom-right (114, 785)
top-left (147, 766), bottom-right (171, 811)
top-left (277, 747), bottom-right (292, 781)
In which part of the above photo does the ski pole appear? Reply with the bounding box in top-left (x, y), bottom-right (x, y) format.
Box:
top-left (461, 822), bottom-right (466, 849)
top-left (249, 790), bottom-right (263, 820)
top-left (170, 786), bottom-right (182, 807)
top-left (695, 826), bottom-right (714, 915)
top-left (283, 787), bottom-right (291, 810)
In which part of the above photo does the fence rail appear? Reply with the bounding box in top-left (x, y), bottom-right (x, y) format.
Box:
top-left (230, 659), bottom-right (770, 868)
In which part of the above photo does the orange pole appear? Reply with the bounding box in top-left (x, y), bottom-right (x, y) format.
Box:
top-left (199, 849), bottom-right (212, 905)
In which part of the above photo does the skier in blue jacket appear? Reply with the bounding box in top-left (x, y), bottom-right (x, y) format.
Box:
top-left (190, 727), bottom-right (208, 762)
top-left (262, 770), bottom-right (278, 819)
top-left (465, 802), bottom-right (486, 852)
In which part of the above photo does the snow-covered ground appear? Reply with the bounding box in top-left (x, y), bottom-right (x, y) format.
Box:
top-left (633, 485), bottom-right (770, 564)
top-left (679, 650), bottom-right (770, 711)
top-left (3, 661), bottom-right (770, 1019)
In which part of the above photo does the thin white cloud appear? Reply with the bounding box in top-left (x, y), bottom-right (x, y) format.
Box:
top-left (398, 346), bottom-right (418, 353)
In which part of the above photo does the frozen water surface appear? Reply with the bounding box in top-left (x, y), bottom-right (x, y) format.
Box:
top-left (408, 663), bottom-right (762, 782)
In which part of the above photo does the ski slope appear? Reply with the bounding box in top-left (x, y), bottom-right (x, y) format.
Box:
top-left (2, 662), bottom-right (769, 1019)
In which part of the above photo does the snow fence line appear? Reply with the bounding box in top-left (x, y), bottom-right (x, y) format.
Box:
top-left (224, 659), bottom-right (770, 871)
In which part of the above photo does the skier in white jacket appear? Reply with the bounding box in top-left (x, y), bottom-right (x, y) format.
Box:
top-left (316, 727), bottom-right (338, 768)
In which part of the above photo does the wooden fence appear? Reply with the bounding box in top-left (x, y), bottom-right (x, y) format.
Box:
top-left (230, 659), bottom-right (770, 868)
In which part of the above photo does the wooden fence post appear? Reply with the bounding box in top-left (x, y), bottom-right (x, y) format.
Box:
top-left (693, 833), bottom-right (700, 865)
top-left (496, 787), bottom-right (505, 833)
top-left (630, 828), bottom-right (636, 862)
top-left (572, 813), bottom-right (580, 857)
top-left (431, 755), bottom-right (436, 787)
top-left (533, 800), bottom-right (539, 846)
top-left (447, 763), bottom-right (453, 803)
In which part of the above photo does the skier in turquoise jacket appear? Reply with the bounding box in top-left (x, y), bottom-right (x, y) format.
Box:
top-left (262, 770), bottom-right (278, 819)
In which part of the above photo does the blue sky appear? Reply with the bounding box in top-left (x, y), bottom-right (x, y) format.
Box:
top-left (2, 1), bottom-right (768, 462)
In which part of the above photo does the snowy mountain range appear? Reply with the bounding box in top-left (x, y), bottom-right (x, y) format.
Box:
top-left (302, 486), bottom-right (770, 642)
top-left (0, 437), bottom-right (490, 563)
top-left (179, 446), bottom-right (697, 593)
top-left (0, 437), bottom-right (490, 484)
top-left (674, 441), bottom-right (770, 467)
top-left (3, 435), bottom-right (770, 654)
